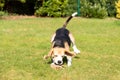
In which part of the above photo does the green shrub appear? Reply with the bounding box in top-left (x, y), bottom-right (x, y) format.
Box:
top-left (67, 0), bottom-right (77, 15)
top-left (106, 0), bottom-right (118, 17)
top-left (0, 11), bottom-right (8, 16)
top-left (91, 4), bottom-right (108, 18)
top-left (0, 11), bottom-right (4, 16)
top-left (35, 7), bottom-right (48, 17)
top-left (0, 0), bottom-right (5, 10)
top-left (0, 0), bottom-right (117, 18)
top-left (35, 0), bottom-right (68, 17)
top-left (0, 11), bottom-right (8, 19)
top-left (80, 0), bottom-right (108, 18)
top-left (96, 7), bottom-right (108, 18)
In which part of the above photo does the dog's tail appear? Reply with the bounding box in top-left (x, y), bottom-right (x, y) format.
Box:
top-left (62, 12), bottom-right (77, 28)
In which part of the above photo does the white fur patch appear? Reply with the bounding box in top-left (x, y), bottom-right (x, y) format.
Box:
top-left (73, 45), bottom-right (80, 54)
top-left (53, 55), bottom-right (63, 65)
top-left (72, 12), bottom-right (78, 17)
top-left (66, 56), bottom-right (72, 67)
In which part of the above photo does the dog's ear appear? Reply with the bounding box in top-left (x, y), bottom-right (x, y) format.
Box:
top-left (64, 49), bottom-right (76, 57)
top-left (44, 49), bottom-right (53, 59)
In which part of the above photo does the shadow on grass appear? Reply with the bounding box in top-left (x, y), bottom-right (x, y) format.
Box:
top-left (74, 56), bottom-right (80, 59)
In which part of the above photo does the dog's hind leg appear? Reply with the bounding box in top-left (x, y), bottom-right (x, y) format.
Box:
top-left (69, 33), bottom-right (80, 54)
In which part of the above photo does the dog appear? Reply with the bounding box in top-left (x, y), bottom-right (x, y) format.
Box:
top-left (44, 12), bottom-right (80, 68)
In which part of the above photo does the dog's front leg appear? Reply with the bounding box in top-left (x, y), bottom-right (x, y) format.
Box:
top-left (72, 45), bottom-right (80, 54)
top-left (66, 56), bottom-right (72, 67)
top-left (44, 49), bottom-right (53, 59)
top-left (69, 33), bottom-right (80, 54)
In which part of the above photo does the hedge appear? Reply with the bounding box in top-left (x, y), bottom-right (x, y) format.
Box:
top-left (0, 0), bottom-right (119, 18)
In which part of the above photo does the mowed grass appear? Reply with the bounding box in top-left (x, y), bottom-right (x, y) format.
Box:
top-left (0, 17), bottom-right (120, 80)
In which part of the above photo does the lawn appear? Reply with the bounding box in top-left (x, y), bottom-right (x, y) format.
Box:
top-left (0, 17), bottom-right (120, 80)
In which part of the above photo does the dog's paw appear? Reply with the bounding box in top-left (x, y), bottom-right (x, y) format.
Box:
top-left (43, 55), bottom-right (48, 59)
top-left (74, 49), bottom-right (80, 54)
top-left (73, 45), bottom-right (80, 54)
top-left (67, 62), bottom-right (72, 67)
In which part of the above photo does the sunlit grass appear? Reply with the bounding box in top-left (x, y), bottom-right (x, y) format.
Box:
top-left (0, 17), bottom-right (120, 80)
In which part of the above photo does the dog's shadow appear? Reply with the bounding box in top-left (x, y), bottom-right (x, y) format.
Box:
top-left (47, 59), bottom-right (53, 64)
top-left (74, 56), bottom-right (80, 59)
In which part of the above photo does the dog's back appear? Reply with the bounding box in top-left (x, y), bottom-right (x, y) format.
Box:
top-left (53, 28), bottom-right (71, 48)
top-left (52, 12), bottom-right (78, 48)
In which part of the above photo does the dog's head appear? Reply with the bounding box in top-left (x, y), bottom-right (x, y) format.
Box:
top-left (45, 48), bottom-right (76, 65)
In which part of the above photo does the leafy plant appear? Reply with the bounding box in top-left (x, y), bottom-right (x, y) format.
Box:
top-left (0, 11), bottom-right (8, 17)
top-left (116, 0), bottom-right (120, 18)
top-left (0, 0), bottom-right (5, 10)
top-left (35, 0), bottom-right (68, 17)
top-left (106, 0), bottom-right (118, 17)
top-left (80, 0), bottom-right (107, 18)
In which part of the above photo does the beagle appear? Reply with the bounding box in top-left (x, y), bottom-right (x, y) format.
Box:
top-left (44, 12), bottom-right (80, 67)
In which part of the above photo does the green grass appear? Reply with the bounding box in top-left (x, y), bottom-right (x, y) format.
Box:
top-left (0, 17), bottom-right (120, 80)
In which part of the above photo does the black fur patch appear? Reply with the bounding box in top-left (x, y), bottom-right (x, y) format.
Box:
top-left (53, 28), bottom-right (71, 48)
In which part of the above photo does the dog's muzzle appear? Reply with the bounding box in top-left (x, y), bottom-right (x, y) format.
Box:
top-left (52, 58), bottom-right (63, 66)
top-left (55, 60), bottom-right (63, 66)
